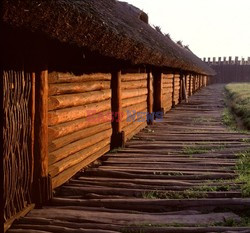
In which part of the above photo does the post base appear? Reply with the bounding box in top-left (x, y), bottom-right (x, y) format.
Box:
top-left (33, 175), bottom-right (53, 207)
top-left (111, 131), bottom-right (125, 149)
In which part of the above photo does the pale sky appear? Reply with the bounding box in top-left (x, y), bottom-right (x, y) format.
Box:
top-left (124, 0), bottom-right (250, 60)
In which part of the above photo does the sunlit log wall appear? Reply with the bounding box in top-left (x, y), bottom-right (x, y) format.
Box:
top-left (162, 74), bottom-right (174, 112)
top-left (47, 72), bottom-right (112, 188)
top-left (121, 73), bottom-right (148, 142)
top-left (173, 74), bottom-right (181, 106)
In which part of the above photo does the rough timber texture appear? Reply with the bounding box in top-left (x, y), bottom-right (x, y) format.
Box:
top-left (162, 74), bottom-right (174, 112)
top-left (48, 73), bottom-right (112, 189)
top-left (9, 85), bottom-right (250, 233)
top-left (121, 74), bottom-right (148, 141)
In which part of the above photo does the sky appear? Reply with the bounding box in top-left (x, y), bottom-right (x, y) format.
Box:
top-left (124, 0), bottom-right (250, 60)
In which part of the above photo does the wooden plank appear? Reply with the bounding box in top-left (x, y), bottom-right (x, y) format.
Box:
top-left (49, 72), bottom-right (111, 83)
top-left (49, 90), bottom-right (111, 110)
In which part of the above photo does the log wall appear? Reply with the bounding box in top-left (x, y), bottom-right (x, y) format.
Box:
top-left (121, 73), bottom-right (148, 141)
top-left (48, 72), bottom-right (112, 188)
top-left (189, 75), bottom-right (194, 96)
top-left (162, 74), bottom-right (174, 112)
top-left (173, 74), bottom-right (181, 106)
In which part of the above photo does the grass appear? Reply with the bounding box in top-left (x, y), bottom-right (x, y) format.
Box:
top-left (235, 149), bottom-right (250, 197)
top-left (182, 143), bottom-right (226, 155)
top-left (142, 190), bottom-right (207, 199)
top-left (192, 117), bottom-right (214, 124)
top-left (224, 83), bottom-right (250, 130)
top-left (120, 215), bottom-right (250, 232)
top-left (222, 108), bottom-right (237, 129)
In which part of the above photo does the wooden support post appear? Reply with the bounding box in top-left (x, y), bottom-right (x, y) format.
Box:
top-left (147, 71), bottom-right (154, 125)
top-left (183, 75), bottom-right (188, 103)
top-left (0, 69), bottom-right (3, 233)
top-left (153, 70), bottom-right (163, 116)
top-left (111, 70), bottom-right (125, 148)
top-left (179, 74), bottom-right (183, 103)
top-left (189, 75), bottom-right (192, 96)
top-left (33, 69), bottom-right (52, 205)
top-left (172, 74), bottom-right (175, 107)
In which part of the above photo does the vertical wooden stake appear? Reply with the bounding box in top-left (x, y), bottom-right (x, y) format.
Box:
top-left (33, 69), bottom-right (52, 205)
top-left (147, 71), bottom-right (154, 125)
top-left (183, 75), bottom-right (188, 103)
top-left (189, 75), bottom-right (192, 96)
top-left (172, 74), bottom-right (175, 107)
top-left (0, 69), bottom-right (3, 233)
top-left (111, 70), bottom-right (124, 148)
top-left (153, 70), bottom-right (163, 115)
top-left (179, 74), bottom-right (183, 103)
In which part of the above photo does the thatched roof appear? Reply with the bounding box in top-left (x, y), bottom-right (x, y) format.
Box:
top-left (2, 0), bottom-right (215, 75)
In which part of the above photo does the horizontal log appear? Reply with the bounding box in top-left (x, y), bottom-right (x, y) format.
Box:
top-left (48, 89), bottom-right (111, 110)
top-left (163, 83), bottom-right (173, 88)
top-left (16, 217), bottom-right (120, 232)
top-left (121, 102), bottom-right (147, 122)
top-left (52, 143), bottom-right (110, 188)
top-left (121, 80), bottom-right (147, 90)
top-left (121, 73), bottom-right (147, 81)
top-left (162, 89), bottom-right (172, 95)
top-left (163, 74), bottom-right (174, 79)
top-left (162, 94), bottom-right (172, 100)
top-left (49, 122), bottom-right (111, 152)
top-left (49, 136), bottom-right (111, 178)
top-left (28, 204), bottom-right (242, 227)
top-left (49, 129), bottom-right (112, 165)
top-left (48, 110), bottom-right (112, 140)
top-left (49, 81), bottom-right (110, 96)
top-left (123, 117), bottom-right (147, 138)
top-left (121, 108), bottom-right (147, 129)
top-left (49, 72), bottom-right (111, 83)
top-left (121, 88), bottom-right (148, 99)
top-left (48, 100), bottom-right (111, 126)
top-left (122, 95), bottom-right (147, 108)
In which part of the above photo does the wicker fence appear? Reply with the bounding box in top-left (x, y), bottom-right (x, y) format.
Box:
top-left (3, 70), bottom-right (33, 223)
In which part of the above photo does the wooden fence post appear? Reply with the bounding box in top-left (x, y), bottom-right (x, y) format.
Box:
top-left (33, 69), bottom-right (52, 205)
top-left (179, 75), bottom-right (183, 103)
top-left (183, 75), bottom-right (188, 103)
top-left (153, 70), bottom-right (163, 116)
top-left (189, 75), bottom-right (192, 96)
top-left (147, 70), bottom-right (154, 125)
top-left (0, 69), bottom-right (3, 233)
top-left (172, 74), bottom-right (175, 107)
top-left (111, 70), bottom-right (125, 148)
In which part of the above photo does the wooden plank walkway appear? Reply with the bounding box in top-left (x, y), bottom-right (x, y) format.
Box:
top-left (8, 84), bottom-right (250, 233)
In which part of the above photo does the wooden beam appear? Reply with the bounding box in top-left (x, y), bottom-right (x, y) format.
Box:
top-left (147, 71), bottom-right (153, 125)
top-left (0, 69), bottom-right (4, 233)
top-left (189, 75), bottom-right (192, 96)
top-left (183, 75), bottom-right (188, 103)
top-left (179, 74), bottom-right (183, 103)
top-left (172, 75), bottom-right (175, 107)
top-left (33, 69), bottom-right (52, 205)
top-left (153, 70), bottom-right (163, 114)
top-left (111, 70), bottom-right (125, 148)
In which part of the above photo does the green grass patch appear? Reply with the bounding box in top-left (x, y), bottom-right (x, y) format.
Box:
top-left (224, 83), bottom-right (250, 130)
top-left (235, 149), bottom-right (250, 197)
top-left (222, 108), bottom-right (237, 129)
top-left (142, 190), bottom-right (207, 199)
top-left (182, 143), bottom-right (226, 155)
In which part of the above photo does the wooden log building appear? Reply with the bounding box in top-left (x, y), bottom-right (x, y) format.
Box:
top-left (1, 0), bottom-right (215, 231)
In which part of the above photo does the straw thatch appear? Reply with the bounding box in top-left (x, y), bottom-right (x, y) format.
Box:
top-left (2, 0), bottom-right (215, 75)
